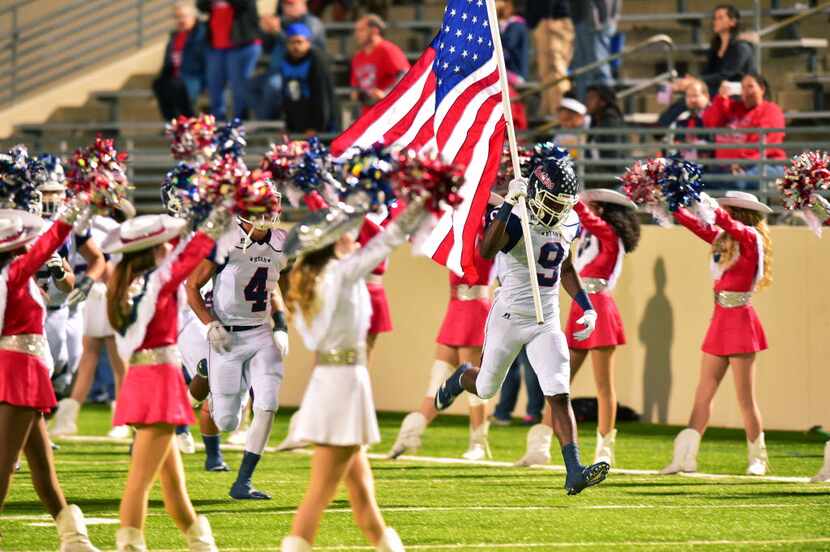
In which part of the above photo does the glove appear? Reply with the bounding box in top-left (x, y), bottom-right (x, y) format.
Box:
top-left (46, 253), bottom-right (67, 281)
top-left (66, 275), bottom-right (94, 307)
top-left (505, 177), bottom-right (528, 205)
top-left (73, 206), bottom-right (95, 236)
top-left (698, 192), bottom-right (719, 212)
top-left (272, 330), bottom-right (289, 359)
top-left (206, 321), bottom-right (232, 353)
top-left (573, 309), bottom-right (597, 341)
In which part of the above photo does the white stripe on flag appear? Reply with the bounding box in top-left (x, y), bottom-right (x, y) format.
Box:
top-left (433, 57), bottom-right (498, 132)
top-left (441, 82), bottom-right (503, 162)
top-left (335, 60), bottom-right (435, 160)
top-left (446, 103), bottom-right (505, 273)
top-left (392, 92), bottom-right (436, 150)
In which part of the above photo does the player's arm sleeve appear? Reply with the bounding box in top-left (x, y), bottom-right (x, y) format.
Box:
top-left (500, 214), bottom-right (523, 253)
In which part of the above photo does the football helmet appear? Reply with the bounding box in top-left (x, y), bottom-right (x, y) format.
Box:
top-left (526, 153), bottom-right (579, 230)
top-left (36, 154), bottom-right (66, 219)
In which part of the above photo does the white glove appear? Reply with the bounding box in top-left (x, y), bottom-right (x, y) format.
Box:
top-left (573, 309), bottom-right (597, 341)
top-left (699, 192), bottom-right (719, 212)
top-left (206, 321), bottom-right (232, 353)
top-left (505, 177), bottom-right (528, 205)
top-left (272, 330), bottom-right (289, 359)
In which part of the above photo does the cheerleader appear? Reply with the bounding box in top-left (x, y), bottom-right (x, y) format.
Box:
top-left (662, 191), bottom-right (772, 476)
top-left (387, 247), bottom-right (494, 461)
top-left (279, 197), bottom-right (429, 552)
top-left (0, 199), bottom-right (100, 551)
top-left (103, 210), bottom-right (230, 551)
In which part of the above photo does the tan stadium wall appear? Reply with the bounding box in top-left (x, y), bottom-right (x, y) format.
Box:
top-left (279, 225), bottom-right (830, 432)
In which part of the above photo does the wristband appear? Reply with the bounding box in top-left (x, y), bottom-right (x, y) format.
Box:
top-left (574, 290), bottom-right (594, 312)
top-left (272, 310), bottom-right (288, 332)
top-left (495, 201), bottom-right (513, 223)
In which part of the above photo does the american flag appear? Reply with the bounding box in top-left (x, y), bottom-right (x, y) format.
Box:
top-left (331, 0), bottom-right (507, 280)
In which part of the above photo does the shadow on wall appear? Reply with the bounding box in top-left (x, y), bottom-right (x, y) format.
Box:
top-left (640, 256), bottom-right (674, 424)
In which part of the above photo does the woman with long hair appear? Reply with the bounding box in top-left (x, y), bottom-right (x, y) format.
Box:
top-left (516, 189), bottom-right (640, 468)
top-left (0, 194), bottom-right (100, 551)
top-left (387, 246), bottom-right (494, 461)
top-left (104, 210), bottom-right (230, 551)
top-left (662, 191), bottom-right (772, 476)
top-left (280, 196), bottom-right (429, 552)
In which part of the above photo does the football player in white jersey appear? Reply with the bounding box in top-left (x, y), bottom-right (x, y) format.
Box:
top-left (185, 210), bottom-right (289, 500)
top-left (434, 152), bottom-right (610, 495)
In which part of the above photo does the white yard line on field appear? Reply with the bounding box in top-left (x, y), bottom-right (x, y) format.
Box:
top-left (56, 435), bottom-right (819, 484)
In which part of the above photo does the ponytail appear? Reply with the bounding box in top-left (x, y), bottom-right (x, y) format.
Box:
top-left (285, 244), bottom-right (335, 321)
top-left (106, 248), bottom-right (157, 333)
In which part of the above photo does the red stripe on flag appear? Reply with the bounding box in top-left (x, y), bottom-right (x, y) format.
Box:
top-left (449, 93), bottom-right (501, 168)
top-left (382, 72), bottom-right (437, 146)
top-left (430, 223), bottom-right (455, 266)
top-left (435, 69), bottom-right (500, 151)
top-left (402, 115), bottom-right (435, 152)
top-left (331, 49), bottom-right (436, 157)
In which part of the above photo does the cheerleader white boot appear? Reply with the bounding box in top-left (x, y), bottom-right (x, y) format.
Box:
top-left (594, 429), bottom-right (617, 467)
top-left (50, 398), bottom-right (80, 437)
top-left (660, 428), bottom-right (701, 474)
top-left (462, 421), bottom-right (491, 461)
top-left (281, 536), bottom-right (312, 551)
top-left (116, 527), bottom-right (147, 552)
top-left (388, 412), bottom-right (427, 459)
top-left (514, 424), bottom-right (553, 467)
top-left (56, 504), bottom-right (100, 552)
top-left (810, 441), bottom-right (830, 482)
top-left (276, 412), bottom-right (307, 451)
top-left (746, 432), bottom-right (769, 476)
top-left (376, 527), bottom-right (405, 552)
top-left (185, 515), bottom-right (218, 552)
top-left (108, 402), bottom-right (131, 439)
top-left (177, 432), bottom-right (197, 454)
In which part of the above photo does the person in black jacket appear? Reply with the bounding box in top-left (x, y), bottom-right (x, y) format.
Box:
top-left (279, 23), bottom-right (335, 134)
top-left (153, 2), bottom-right (207, 120)
top-left (673, 4), bottom-right (756, 97)
top-left (585, 84), bottom-right (624, 177)
top-left (197, 0), bottom-right (261, 120)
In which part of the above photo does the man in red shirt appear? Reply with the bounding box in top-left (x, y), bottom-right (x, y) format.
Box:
top-left (349, 15), bottom-right (410, 113)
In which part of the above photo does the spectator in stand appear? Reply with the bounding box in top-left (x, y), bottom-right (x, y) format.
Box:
top-left (526, 1), bottom-right (573, 116)
top-left (585, 84), bottom-right (625, 175)
top-left (197, 0), bottom-right (261, 120)
top-left (253, 0), bottom-right (326, 120)
top-left (496, 0), bottom-right (529, 83)
top-left (555, 92), bottom-right (590, 158)
top-left (703, 72), bottom-right (786, 190)
top-left (350, 15), bottom-right (410, 114)
top-left (280, 23), bottom-right (335, 134)
top-left (569, 0), bottom-right (621, 101)
top-left (658, 78), bottom-right (713, 161)
top-left (675, 5), bottom-right (756, 98)
top-left (152, 1), bottom-right (207, 121)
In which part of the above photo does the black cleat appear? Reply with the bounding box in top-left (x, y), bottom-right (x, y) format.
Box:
top-left (434, 363), bottom-right (472, 411)
top-left (229, 481), bottom-right (271, 500)
top-left (565, 461), bottom-right (610, 495)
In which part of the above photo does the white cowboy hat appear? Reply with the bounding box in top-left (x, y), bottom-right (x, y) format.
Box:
top-left (580, 188), bottom-right (638, 209)
top-left (0, 209), bottom-right (44, 253)
top-left (717, 191), bottom-right (772, 214)
top-left (102, 214), bottom-right (186, 255)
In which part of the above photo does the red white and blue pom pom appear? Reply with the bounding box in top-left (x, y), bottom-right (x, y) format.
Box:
top-left (0, 145), bottom-right (46, 213)
top-left (65, 136), bottom-right (131, 211)
top-left (530, 141), bottom-right (570, 169)
top-left (198, 154), bottom-right (247, 205)
top-left (341, 145), bottom-right (396, 208)
top-left (619, 158), bottom-right (671, 226)
top-left (166, 114), bottom-right (217, 162)
top-left (658, 155), bottom-right (704, 212)
top-left (392, 149), bottom-right (465, 215)
top-left (214, 118), bottom-right (246, 159)
top-left (777, 151), bottom-right (830, 210)
top-left (232, 169), bottom-right (282, 222)
top-left (261, 137), bottom-right (337, 208)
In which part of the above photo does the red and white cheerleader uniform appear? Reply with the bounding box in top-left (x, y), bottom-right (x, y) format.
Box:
top-left (357, 203), bottom-right (404, 335)
top-left (436, 251), bottom-right (494, 348)
top-left (565, 201), bottom-right (627, 349)
top-left (0, 218), bottom-right (74, 412)
top-left (675, 206), bottom-right (767, 356)
top-left (112, 231), bottom-right (217, 427)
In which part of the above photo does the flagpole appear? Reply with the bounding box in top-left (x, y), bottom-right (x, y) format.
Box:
top-left (485, 0), bottom-right (544, 325)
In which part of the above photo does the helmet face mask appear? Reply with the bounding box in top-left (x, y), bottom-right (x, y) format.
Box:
top-left (527, 160), bottom-right (579, 231)
top-left (39, 189), bottom-right (65, 219)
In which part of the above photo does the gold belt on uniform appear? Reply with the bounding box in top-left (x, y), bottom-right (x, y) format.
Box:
top-left (582, 278), bottom-right (609, 294)
top-left (715, 291), bottom-right (753, 308)
top-left (129, 345), bottom-right (181, 366)
top-left (451, 285), bottom-right (489, 301)
top-left (0, 334), bottom-right (48, 359)
top-left (316, 345), bottom-right (367, 366)
top-left (366, 274), bottom-right (384, 286)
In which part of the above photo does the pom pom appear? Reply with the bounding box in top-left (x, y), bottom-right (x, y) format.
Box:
top-left (198, 154), bottom-right (247, 205)
top-left (233, 169), bottom-right (282, 223)
top-left (777, 151), bottom-right (830, 211)
top-left (66, 136), bottom-right (131, 210)
top-left (530, 141), bottom-right (570, 169)
top-left (261, 137), bottom-right (338, 208)
top-left (161, 162), bottom-right (213, 226)
top-left (659, 155), bottom-right (705, 212)
top-left (36, 154), bottom-right (66, 187)
top-left (392, 149), bottom-right (466, 214)
top-left (341, 145), bottom-right (396, 208)
top-left (619, 158), bottom-right (671, 226)
top-left (215, 118), bottom-right (246, 158)
top-left (165, 114), bottom-right (217, 162)
top-left (0, 145), bottom-right (45, 213)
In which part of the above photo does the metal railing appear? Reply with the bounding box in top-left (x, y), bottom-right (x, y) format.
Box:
top-left (0, 0), bottom-right (173, 107)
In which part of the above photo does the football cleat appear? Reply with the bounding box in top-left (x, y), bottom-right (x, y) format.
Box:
top-left (434, 363), bottom-right (471, 412)
top-left (229, 481), bottom-right (271, 500)
top-left (565, 461), bottom-right (610, 495)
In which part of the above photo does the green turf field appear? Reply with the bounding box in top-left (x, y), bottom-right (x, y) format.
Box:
top-left (2, 404), bottom-right (830, 551)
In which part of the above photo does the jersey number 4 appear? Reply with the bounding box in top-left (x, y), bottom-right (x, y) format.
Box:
top-left (537, 243), bottom-right (565, 287)
top-left (243, 267), bottom-right (269, 312)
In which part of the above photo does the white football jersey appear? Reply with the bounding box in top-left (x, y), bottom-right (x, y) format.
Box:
top-left (495, 207), bottom-right (580, 316)
top-left (211, 225), bottom-right (288, 326)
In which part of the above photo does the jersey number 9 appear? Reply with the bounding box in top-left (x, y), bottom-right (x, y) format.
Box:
top-left (537, 242), bottom-right (565, 287)
top-left (244, 267), bottom-right (269, 312)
